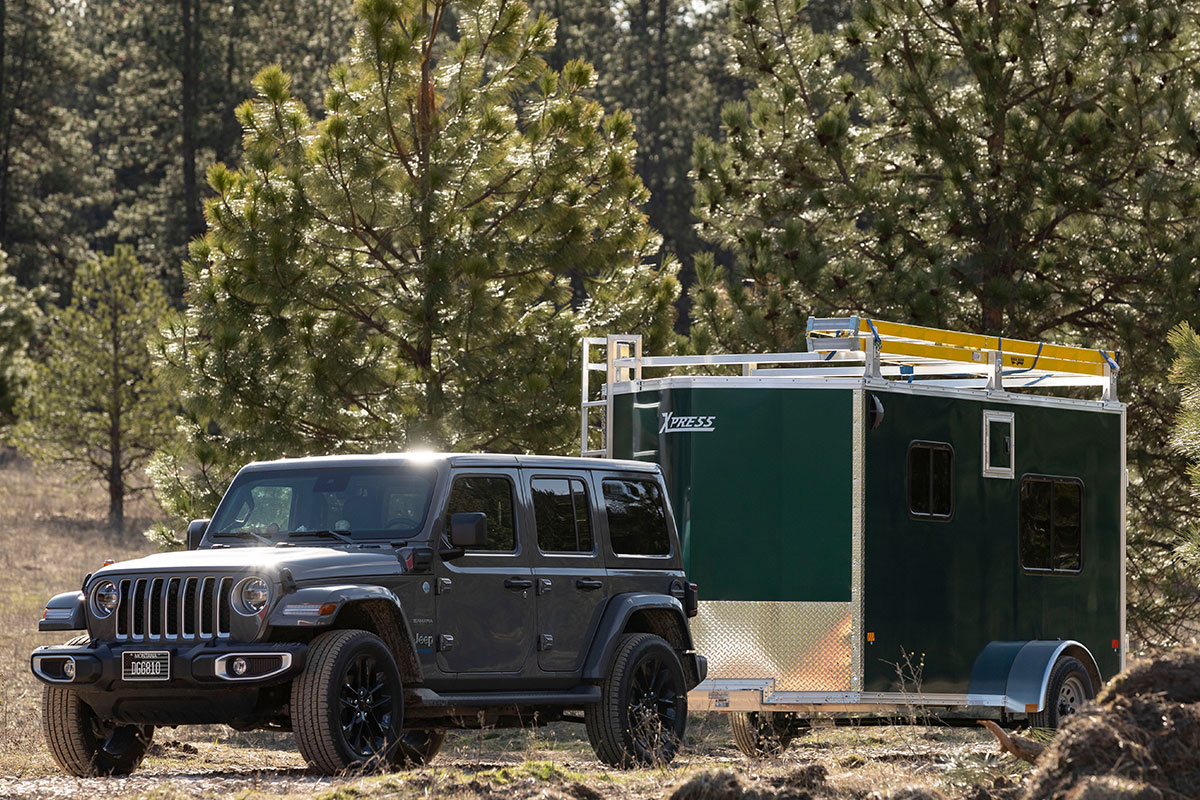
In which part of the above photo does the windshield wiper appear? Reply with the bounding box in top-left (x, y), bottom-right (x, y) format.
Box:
top-left (284, 529), bottom-right (356, 545)
top-left (212, 530), bottom-right (274, 545)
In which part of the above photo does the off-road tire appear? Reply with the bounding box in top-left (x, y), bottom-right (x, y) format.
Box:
top-left (291, 629), bottom-right (404, 774)
top-left (730, 711), bottom-right (793, 759)
top-left (395, 729), bottom-right (446, 766)
top-left (42, 635), bottom-right (154, 776)
top-left (1031, 656), bottom-right (1094, 729)
top-left (585, 633), bottom-right (687, 767)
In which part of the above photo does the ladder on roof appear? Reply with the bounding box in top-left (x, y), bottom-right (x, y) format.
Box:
top-left (579, 318), bottom-right (1119, 457)
top-left (805, 317), bottom-right (1118, 396)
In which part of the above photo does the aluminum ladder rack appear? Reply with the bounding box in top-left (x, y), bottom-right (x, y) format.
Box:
top-left (580, 317), bottom-right (1119, 457)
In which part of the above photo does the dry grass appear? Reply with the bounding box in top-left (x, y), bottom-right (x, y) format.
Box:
top-left (0, 454), bottom-right (1019, 798)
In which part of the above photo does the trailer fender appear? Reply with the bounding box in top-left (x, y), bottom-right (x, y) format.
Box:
top-left (969, 640), bottom-right (1102, 714)
top-left (582, 593), bottom-right (692, 682)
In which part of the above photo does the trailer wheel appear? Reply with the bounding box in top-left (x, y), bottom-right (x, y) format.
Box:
top-left (42, 636), bottom-right (154, 776)
top-left (729, 711), bottom-right (794, 758)
top-left (1031, 656), bottom-right (1095, 729)
top-left (291, 629), bottom-right (404, 774)
top-left (395, 729), bottom-right (445, 766)
top-left (585, 633), bottom-right (688, 767)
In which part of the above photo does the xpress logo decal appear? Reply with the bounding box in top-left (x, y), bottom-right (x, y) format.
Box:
top-left (658, 412), bottom-right (717, 434)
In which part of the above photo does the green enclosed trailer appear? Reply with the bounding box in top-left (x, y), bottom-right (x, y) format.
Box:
top-left (580, 318), bottom-right (1124, 752)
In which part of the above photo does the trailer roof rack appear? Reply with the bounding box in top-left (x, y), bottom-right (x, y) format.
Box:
top-left (580, 317), bottom-right (1119, 456)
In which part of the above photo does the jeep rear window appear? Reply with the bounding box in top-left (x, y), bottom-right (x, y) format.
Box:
top-left (533, 478), bottom-right (593, 553)
top-left (210, 466), bottom-right (435, 540)
top-left (602, 479), bottom-right (670, 556)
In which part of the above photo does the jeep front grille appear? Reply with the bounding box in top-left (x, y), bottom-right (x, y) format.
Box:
top-left (114, 576), bottom-right (233, 641)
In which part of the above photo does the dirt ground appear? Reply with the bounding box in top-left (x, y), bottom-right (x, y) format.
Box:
top-left (0, 456), bottom-right (1026, 799)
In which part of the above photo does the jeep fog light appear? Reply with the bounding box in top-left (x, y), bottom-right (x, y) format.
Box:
top-left (231, 657), bottom-right (248, 676)
top-left (62, 659), bottom-right (76, 680)
top-left (91, 581), bottom-right (119, 617)
top-left (234, 577), bottom-right (270, 615)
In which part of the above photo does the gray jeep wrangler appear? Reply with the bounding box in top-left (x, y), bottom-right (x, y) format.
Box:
top-left (31, 453), bottom-right (705, 775)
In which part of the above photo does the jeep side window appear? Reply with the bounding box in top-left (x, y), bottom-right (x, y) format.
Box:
top-left (533, 478), bottom-right (593, 553)
top-left (602, 478), bottom-right (670, 556)
top-left (444, 476), bottom-right (516, 552)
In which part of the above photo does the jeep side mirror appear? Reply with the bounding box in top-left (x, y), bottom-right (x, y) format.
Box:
top-left (449, 512), bottom-right (487, 549)
top-left (186, 518), bottom-right (210, 550)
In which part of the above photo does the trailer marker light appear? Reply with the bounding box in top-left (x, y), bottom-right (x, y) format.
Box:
top-left (1112, 639), bottom-right (1120, 650)
top-left (866, 632), bottom-right (875, 643)
top-left (1025, 704), bottom-right (1038, 713)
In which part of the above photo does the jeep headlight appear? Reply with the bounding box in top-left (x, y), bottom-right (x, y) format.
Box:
top-left (91, 580), bottom-right (119, 618)
top-left (234, 576), bottom-right (271, 616)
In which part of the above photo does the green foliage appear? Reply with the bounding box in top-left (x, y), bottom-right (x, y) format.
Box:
top-left (0, 247), bottom-right (44, 427)
top-left (157, 0), bottom-right (677, 517)
top-left (0, 0), bottom-right (100, 290)
top-left (696, 0), bottom-right (1200, 648)
top-left (1168, 323), bottom-right (1200, 626)
top-left (14, 246), bottom-right (176, 532)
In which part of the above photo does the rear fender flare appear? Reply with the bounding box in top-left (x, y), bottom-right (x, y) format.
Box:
top-left (582, 593), bottom-right (692, 682)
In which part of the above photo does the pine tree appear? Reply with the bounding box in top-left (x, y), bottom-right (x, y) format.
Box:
top-left (158, 0), bottom-right (677, 487)
top-left (693, 0), bottom-right (1200, 647)
top-left (0, 0), bottom-right (99, 290)
top-left (0, 245), bottom-right (42, 426)
top-left (14, 246), bottom-right (175, 533)
top-left (83, 0), bottom-right (359, 295)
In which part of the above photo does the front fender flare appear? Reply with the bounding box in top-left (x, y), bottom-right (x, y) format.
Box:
top-left (39, 591), bottom-right (86, 632)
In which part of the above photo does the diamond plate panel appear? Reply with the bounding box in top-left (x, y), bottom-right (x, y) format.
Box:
top-left (691, 601), bottom-right (854, 691)
top-left (851, 388), bottom-right (865, 690)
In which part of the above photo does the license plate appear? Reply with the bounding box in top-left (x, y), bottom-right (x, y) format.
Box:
top-left (122, 651), bottom-right (170, 681)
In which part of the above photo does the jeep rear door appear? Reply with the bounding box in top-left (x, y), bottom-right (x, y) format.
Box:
top-left (527, 470), bottom-right (609, 672)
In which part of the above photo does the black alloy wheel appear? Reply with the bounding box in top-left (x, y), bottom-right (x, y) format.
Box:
top-left (292, 629), bottom-right (404, 774)
top-left (627, 651), bottom-right (683, 753)
top-left (339, 651), bottom-right (398, 760)
top-left (586, 632), bottom-right (688, 767)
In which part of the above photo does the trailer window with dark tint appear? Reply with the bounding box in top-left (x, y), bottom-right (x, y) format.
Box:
top-left (907, 442), bottom-right (953, 519)
top-left (444, 476), bottom-right (517, 552)
top-left (533, 478), bottom-right (594, 553)
top-left (603, 479), bottom-right (670, 556)
top-left (1020, 476), bottom-right (1083, 573)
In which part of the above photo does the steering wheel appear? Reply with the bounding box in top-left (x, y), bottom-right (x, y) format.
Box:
top-left (385, 515), bottom-right (420, 530)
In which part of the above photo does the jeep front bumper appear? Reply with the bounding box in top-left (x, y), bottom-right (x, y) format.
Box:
top-left (30, 641), bottom-right (306, 688)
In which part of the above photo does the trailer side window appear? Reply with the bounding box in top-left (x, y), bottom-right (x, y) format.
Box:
top-left (602, 478), bottom-right (670, 556)
top-left (533, 478), bottom-right (594, 554)
top-left (1019, 476), bottom-right (1083, 573)
top-left (983, 410), bottom-right (1015, 479)
top-left (907, 442), bottom-right (954, 520)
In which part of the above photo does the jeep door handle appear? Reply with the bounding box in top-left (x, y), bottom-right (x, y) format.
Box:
top-left (575, 579), bottom-right (603, 591)
top-left (504, 578), bottom-right (534, 590)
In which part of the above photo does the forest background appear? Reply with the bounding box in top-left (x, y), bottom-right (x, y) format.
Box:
top-left (3, 0), bottom-right (1200, 654)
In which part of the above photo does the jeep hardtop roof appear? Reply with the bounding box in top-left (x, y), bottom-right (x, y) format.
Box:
top-left (239, 452), bottom-right (660, 474)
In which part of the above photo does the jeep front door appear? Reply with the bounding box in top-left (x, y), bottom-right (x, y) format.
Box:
top-left (434, 471), bottom-right (535, 677)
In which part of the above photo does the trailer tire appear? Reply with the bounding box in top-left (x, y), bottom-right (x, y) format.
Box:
top-left (1031, 656), bottom-right (1094, 729)
top-left (42, 636), bottom-right (154, 776)
top-left (585, 633), bottom-right (687, 767)
top-left (730, 711), bottom-right (793, 759)
top-left (395, 729), bottom-right (445, 766)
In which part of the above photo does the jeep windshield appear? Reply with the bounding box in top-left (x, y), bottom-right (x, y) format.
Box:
top-left (209, 465), bottom-right (436, 542)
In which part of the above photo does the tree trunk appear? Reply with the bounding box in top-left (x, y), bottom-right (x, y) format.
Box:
top-left (180, 0), bottom-right (202, 240)
top-left (0, 0), bottom-right (10, 246)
